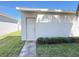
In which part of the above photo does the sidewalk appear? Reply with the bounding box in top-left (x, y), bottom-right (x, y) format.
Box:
top-left (19, 41), bottom-right (36, 57)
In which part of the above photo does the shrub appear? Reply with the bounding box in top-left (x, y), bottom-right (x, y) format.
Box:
top-left (36, 37), bottom-right (79, 44)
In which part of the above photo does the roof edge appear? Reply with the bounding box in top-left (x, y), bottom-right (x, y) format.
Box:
top-left (16, 7), bottom-right (49, 11)
top-left (16, 7), bottom-right (76, 15)
top-left (0, 13), bottom-right (17, 22)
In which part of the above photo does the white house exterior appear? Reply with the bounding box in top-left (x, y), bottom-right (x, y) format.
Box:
top-left (16, 7), bottom-right (79, 41)
top-left (0, 13), bottom-right (18, 36)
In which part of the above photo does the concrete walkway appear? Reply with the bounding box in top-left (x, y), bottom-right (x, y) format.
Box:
top-left (19, 41), bottom-right (36, 57)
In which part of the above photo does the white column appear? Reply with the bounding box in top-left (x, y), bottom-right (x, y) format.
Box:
top-left (21, 14), bottom-right (27, 41)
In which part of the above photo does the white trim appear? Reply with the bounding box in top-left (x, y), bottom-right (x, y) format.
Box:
top-left (16, 7), bottom-right (76, 15)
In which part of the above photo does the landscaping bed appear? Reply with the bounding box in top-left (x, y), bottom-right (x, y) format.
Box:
top-left (36, 37), bottom-right (79, 44)
top-left (36, 37), bottom-right (79, 57)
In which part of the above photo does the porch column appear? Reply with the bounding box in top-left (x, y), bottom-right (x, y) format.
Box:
top-left (21, 13), bottom-right (27, 41)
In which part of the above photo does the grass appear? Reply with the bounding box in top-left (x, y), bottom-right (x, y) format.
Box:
top-left (0, 31), bottom-right (25, 57)
top-left (37, 43), bottom-right (79, 57)
top-left (0, 31), bottom-right (21, 40)
top-left (2, 31), bottom-right (79, 57)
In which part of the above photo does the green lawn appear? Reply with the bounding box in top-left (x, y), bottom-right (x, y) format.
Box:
top-left (37, 43), bottom-right (79, 57)
top-left (0, 31), bottom-right (25, 57)
top-left (1, 31), bottom-right (79, 57)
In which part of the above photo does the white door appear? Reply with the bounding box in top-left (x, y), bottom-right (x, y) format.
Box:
top-left (26, 18), bottom-right (36, 40)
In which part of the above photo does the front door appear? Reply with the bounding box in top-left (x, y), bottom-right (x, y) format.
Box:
top-left (26, 17), bottom-right (36, 41)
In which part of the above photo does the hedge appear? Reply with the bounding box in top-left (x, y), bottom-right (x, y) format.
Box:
top-left (36, 37), bottom-right (79, 44)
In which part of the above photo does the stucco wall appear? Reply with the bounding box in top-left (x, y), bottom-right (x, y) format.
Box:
top-left (0, 15), bottom-right (18, 36)
top-left (35, 14), bottom-right (75, 38)
top-left (36, 22), bottom-right (72, 38)
top-left (0, 22), bottom-right (18, 36)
